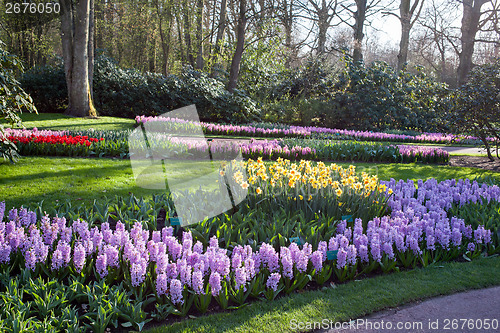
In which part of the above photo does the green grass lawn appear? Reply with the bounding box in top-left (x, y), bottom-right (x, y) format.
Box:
top-left (1, 157), bottom-right (499, 211)
top-left (1, 112), bottom-right (135, 131)
top-left (0, 157), bottom-right (216, 209)
top-left (145, 256), bottom-right (500, 333)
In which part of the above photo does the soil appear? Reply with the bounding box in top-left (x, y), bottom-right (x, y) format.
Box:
top-left (449, 155), bottom-right (500, 172)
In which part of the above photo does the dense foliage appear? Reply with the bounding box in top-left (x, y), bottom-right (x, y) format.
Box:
top-left (260, 59), bottom-right (450, 132)
top-left (19, 63), bottom-right (67, 113)
top-left (448, 59), bottom-right (500, 160)
top-left (21, 56), bottom-right (457, 134)
top-left (21, 54), bottom-right (260, 124)
top-left (0, 41), bottom-right (37, 162)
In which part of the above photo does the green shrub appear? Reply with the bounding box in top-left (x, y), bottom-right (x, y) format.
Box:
top-left (260, 58), bottom-right (450, 132)
top-left (259, 59), bottom-right (336, 124)
top-left (0, 41), bottom-right (37, 162)
top-left (19, 63), bottom-right (67, 113)
top-left (326, 59), bottom-right (449, 131)
top-left (447, 59), bottom-right (500, 160)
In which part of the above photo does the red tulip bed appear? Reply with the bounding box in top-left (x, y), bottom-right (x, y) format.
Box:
top-left (8, 134), bottom-right (103, 146)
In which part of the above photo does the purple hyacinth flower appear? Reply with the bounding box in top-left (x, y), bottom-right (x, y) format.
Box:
top-left (311, 250), bottom-right (323, 272)
top-left (8, 209), bottom-right (17, 223)
top-left (0, 242), bottom-right (11, 264)
top-left (169, 279), bottom-right (184, 305)
top-left (0, 202), bottom-right (5, 222)
top-left (73, 242), bottom-right (86, 273)
top-left (336, 248), bottom-right (348, 269)
top-left (234, 266), bottom-right (247, 291)
top-left (347, 245), bottom-right (357, 265)
top-left (209, 271), bottom-right (222, 296)
top-left (96, 252), bottom-right (108, 277)
top-left (156, 273), bottom-right (169, 296)
top-left (25, 248), bottom-right (37, 271)
top-left (266, 273), bottom-right (281, 291)
top-left (192, 270), bottom-right (205, 295)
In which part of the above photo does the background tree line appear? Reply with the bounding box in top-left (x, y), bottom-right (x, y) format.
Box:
top-left (2, 0), bottom-right (498, 83)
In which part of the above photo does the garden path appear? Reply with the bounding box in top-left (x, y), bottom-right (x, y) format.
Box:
top-left (319, 286), bottom-right (500, 333)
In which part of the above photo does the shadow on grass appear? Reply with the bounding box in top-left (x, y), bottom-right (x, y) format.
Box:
top-left (26, 122), bottom-right (136, 131)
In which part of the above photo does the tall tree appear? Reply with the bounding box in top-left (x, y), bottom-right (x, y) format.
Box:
top-left (227, 0), bottom-right (247, 92)
top-left (195, 0), bottom-right (205, 69)
top-left (385, 0), bottom-right (424, 71)
top-left (275, 0), bottom-right (297, 51)
top-left (352, 0), bottom-right (366, 62)
top-left (156, 0), bottom-right (174, 75)
top-left (60, 0), bottom-right (97, 117)
top-left (183, 0), bottom-right (195, 66)
top-left (297, 0), bottom-right (340, 55)
top-left (211, 0), bottom-right (228, 77)
top-left (340, 0), bottom-right (385, 62)
top-left (457, 0), bottom-right (488, 85)
top-left (416, 0), bottom-right (461, 84)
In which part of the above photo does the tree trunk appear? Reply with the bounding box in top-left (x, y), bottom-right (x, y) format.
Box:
top-left (95, 0), bottom-right (103, 49)
top-left (175, 7), bottom-right (186, 64)
top-left (457, 0), bottom-right (486, 86)
top-left (353, 0), bottom-right (366, 63)
top-left (183, 0), bottom-right (194, 66)
top-left (317, 7), bottom-right (328, 55)
top-left (284, 2), bottom-right (293, 50)
top-left (257, 0), bottom-right (265, 36)
top-left (195, 0), bottom-right (205, 69)
top-left (227, 0), bottom-right (247, 92)
top-left (211, 0), bottom-right (227, 78)
top-left (61, 0), bottom-right (97, 117)
top-left (158, 0), bottom-right (173, 75)
top-left (397, 0), bottom-right (411, 71)
top-left (89, 0), bottom-right (95, 101)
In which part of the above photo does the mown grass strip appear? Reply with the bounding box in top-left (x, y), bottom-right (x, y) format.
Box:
top-left (1, 112), bottom-right (135, 131)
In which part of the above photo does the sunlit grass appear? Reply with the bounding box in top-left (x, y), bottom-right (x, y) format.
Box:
top-left (1, 112), bottom-right (135, 131)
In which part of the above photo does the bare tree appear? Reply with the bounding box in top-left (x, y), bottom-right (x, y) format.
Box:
top-left (296, 0), bottom-right (340, 55)
top-left (352, 0), bottom-right (366, 61)
top-left (457, 0), bottom-right (488, 84)
top-left (384, 0), bottom-right (424, 70)
top-left (155, 0), bottom-right (174, 75)
top-left (211, 0), bottom-right (228, 78)
top-left (196, 0), bottom-right (205, 69)
top-left (340, 0), bottom-right (387, 62)
top-left (60, 0), bottom-right (97, 117)
top-left (183, 0), bottom-right (195, 66)
top-left (227, 0), bottom-right (247, 92)
top-left (416, 0), bottom-right (460, 83)
top-left (275, 0), bottom-right (298, 51)
top-left (416, 0), bottom-right (498, 84)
